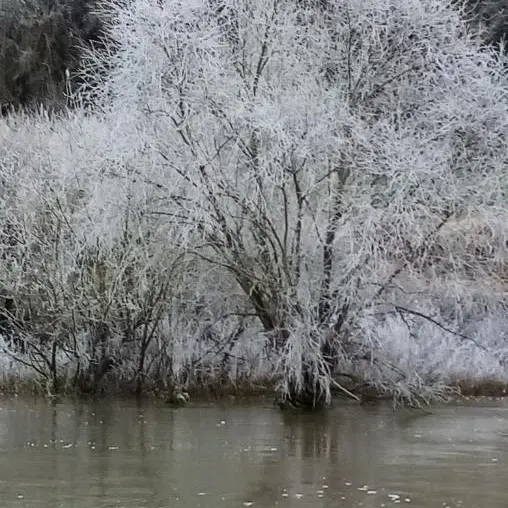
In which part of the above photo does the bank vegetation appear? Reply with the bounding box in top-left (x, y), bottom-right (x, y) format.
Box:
top-left (1, 0), bottom-right (508, 409)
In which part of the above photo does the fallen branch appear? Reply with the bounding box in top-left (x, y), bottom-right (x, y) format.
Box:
top-left (330, 377), bottom-right (361, 402)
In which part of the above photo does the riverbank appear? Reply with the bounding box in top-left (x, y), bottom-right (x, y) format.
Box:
top-left (1, 367), bottom-right (507, 407)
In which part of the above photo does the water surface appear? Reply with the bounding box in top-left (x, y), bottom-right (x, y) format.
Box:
top-left (1, 396), bottom-right (508, 507)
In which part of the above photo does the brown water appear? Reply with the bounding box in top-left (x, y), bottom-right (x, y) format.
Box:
top-left (1, 397), bottom-right (508, 508)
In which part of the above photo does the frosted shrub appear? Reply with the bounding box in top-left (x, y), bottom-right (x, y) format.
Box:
top-left (0, 111), bottom-right (197, 394)
top-left (0, 109), bottom-right (266, 395)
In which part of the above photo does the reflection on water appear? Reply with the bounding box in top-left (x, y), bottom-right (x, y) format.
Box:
top-left (1, 396), bottom-right (508, 507)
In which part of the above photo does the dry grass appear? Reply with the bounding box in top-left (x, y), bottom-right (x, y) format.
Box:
top-left (454, 378), bottom-right (508, 397)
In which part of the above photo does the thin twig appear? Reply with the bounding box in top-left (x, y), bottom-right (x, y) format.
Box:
top-left (393, 305), bottom-right (489, 353)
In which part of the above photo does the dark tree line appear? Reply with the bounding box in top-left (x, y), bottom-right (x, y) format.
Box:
top-left (0, 0), bottom-right (107, 115)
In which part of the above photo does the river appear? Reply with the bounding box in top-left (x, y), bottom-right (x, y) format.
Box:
top-left (0, 396), bottom-right (507, 507)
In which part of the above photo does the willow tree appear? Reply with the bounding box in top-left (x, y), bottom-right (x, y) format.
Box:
top-left (84, 0), bottom-right (508, 407)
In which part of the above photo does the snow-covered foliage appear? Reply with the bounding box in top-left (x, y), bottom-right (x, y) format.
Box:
top-left (1, 0), bottom-right (508, 406)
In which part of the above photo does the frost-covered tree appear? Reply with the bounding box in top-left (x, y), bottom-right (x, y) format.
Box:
top-left (78, 0), bottom-right (508, 407)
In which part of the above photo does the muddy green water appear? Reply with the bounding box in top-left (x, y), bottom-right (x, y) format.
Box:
top-left (0, 397), bottom-right (508, 508)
